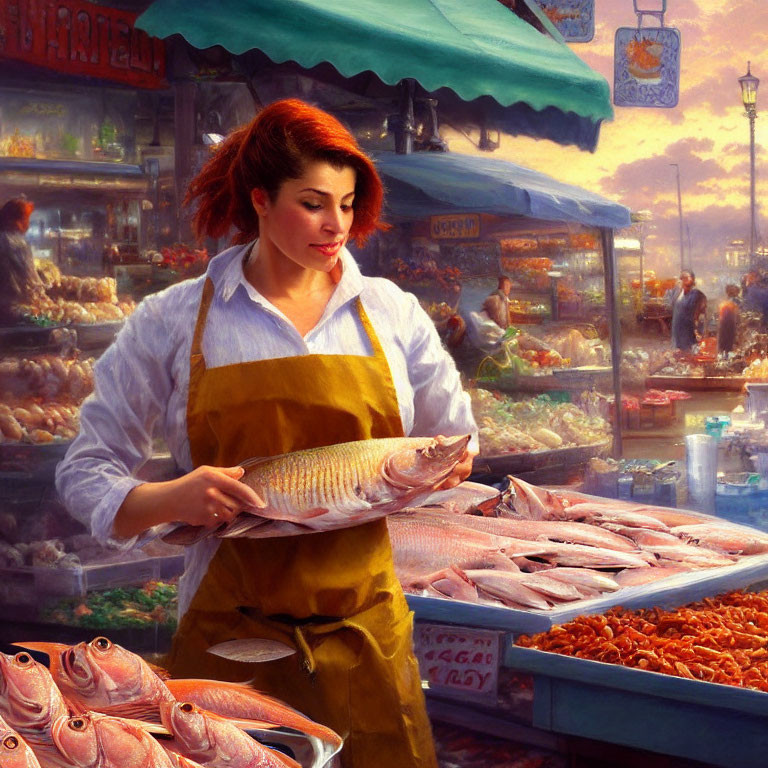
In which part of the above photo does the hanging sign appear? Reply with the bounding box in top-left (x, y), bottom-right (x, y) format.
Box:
top-left (0, 0), bottom-right (167, 89)
top-left (413, 622), bottom-right (503, 704)
top-left (614, 1), bottom-right (680, 108)
top-left (430, 214), bottom-right (480, 240)
top-left (533, 0), bottom-right (595, 43)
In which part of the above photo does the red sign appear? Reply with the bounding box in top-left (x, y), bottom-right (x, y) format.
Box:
top-left (413, 623), bottom-right (503, 703)
top-left (0, 0), bottom-right (166, 89)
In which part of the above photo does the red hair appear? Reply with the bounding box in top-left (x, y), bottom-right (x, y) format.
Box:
top-left (185, 99), bottom-right (386, 247)
top-left (0, 197), bottom-right (34, 233)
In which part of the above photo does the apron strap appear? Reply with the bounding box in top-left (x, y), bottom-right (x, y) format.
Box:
top-left (192, 279), bottom-right (385, 365)
top-left (354, 297), bottom-right (386, 359)
top-left (191, 277), bottom-right (216, 360)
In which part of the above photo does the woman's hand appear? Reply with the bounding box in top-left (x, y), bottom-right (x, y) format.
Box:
top-left (113, 465), bottom-right (266, 540)
top-left (433, 441), bottom-right (478, 491)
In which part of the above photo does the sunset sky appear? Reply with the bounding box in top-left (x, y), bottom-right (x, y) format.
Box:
top-left (445, 0), bottom-right (768, 278)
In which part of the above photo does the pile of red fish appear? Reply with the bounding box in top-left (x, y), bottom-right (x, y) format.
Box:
top-left (517, 589), bottom-right (768, 690)
top-left (387, 477), bottom-right (768, 610)
top-left (0, 637), bottom-right (341, 767)
top-left (432, 721), bottom-right (564, 768)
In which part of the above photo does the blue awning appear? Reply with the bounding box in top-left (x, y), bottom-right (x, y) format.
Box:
top-left (373, 151), bottom-right (630, 229)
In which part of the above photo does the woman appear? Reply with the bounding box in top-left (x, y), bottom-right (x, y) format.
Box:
top-left (55, 99), bottom-right (477, 768)
top-left (671, 269), bottom-right (707, 351)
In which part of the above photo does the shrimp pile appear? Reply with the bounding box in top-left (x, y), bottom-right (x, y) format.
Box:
top-left (517, 590), bottom-right (768, 690)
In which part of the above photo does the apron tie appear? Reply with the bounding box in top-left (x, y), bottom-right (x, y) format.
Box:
top-left (294, 626), bottom-right (316, 676)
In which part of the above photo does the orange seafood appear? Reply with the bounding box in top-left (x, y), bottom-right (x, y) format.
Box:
top-left (517, 590), bottom-right (768, 692)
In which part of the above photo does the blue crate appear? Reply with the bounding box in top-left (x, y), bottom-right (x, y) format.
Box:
top-left (503, 646), bottom-right (768, 768)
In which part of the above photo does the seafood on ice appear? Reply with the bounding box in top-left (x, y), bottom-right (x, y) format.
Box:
top-left (163, 435), bottom-right (470, 543)
top-left (388, 476), bottom-right (768, 611)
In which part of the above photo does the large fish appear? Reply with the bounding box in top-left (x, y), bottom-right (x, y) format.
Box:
top-left (164, 435), bottom-right (470, 543)
top-left (15, 640), bottom-right (340, 749)
top-left (445, 514), bottom-right (639, 553)
top-left (158, 700), bottom-right (300, 768)
top-left (420, 481), bottom-right (505, 515)
top-left (0, 651), bottom-right (69, 768)
top-left (49, 712), bottom-right (202, 768)
top-left (387, 509), bottom-right (553, 578)
top-left (162, 680), bottom-right (342, 750)
top-left (0, 719), bottom-right (42, 768)
top-left (671, 523), bottom-right (768, 555)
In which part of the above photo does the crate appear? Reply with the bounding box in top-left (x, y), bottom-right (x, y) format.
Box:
top-left (503, 645), bottom-right (768, 768)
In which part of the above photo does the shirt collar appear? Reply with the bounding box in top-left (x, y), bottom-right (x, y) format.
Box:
top-left (214, 239), bottom-right (365, 308)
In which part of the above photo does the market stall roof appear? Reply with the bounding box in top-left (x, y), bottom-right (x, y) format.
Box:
top-left (136, 0), bottom-right (613, 151)
top-left (373, 151), bottom-right (631, 229)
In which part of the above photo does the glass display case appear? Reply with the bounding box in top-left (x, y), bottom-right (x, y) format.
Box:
top-left (0, 86), bottom-right (137, 163)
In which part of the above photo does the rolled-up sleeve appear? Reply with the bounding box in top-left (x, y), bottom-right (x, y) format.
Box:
top-left (55, 294), bottom-right (176, 548)
top-left (402, 293), bottom-right (478, 450)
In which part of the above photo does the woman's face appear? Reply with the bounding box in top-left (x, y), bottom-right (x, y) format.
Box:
top-left (251, 160), bottom-right (356, 273)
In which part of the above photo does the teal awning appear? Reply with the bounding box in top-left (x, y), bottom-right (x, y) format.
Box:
top-left (137, 0), bottom-right (613, 151)
top-left (374, 151), bottom-right (631, 229)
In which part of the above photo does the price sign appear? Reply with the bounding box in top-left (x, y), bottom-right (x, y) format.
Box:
top-left (413, 623), bottom-right (503, 704)
top-left (430, 214), bottom-right (480, 240)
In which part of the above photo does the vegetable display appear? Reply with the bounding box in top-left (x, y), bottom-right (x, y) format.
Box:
top-left (42, 581), bottom-right (178, 629)
top-left (470, 388), bottom-right (611, 455)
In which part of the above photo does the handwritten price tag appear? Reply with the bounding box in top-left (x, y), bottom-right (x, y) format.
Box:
top-left (413, 622), bottom-right (503, 704)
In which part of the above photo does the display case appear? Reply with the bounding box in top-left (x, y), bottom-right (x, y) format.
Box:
top-left (0, 313), bottom-right (182, 649)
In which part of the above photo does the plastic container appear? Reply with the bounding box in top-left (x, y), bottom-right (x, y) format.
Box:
top-left (745, 382), bottom-right (768, 419)
top-left (0, 554), bottom-right (185, 603)
top-left (686, 434), bottom-right (717, 512)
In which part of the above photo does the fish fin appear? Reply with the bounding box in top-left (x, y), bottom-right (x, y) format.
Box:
top-left (207, 638), bottom-right (296, 663)
top-left (238, 455), bottom-right (276, 470)
top-left (11, 641), bottom-right (69, 670)
top-left (148, 661), bottom-right (172, 680)
top-left (162, 524), bottom-right (211, 546)
top-left (120, 718), bottom-right (171, 736)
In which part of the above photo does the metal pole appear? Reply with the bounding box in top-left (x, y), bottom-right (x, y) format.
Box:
top-left (670, 163), bottom-right (684, 272)
top-left (750, 109), bottom-right (757, 261)
top-left (601, 227), bottom-right (623, 459)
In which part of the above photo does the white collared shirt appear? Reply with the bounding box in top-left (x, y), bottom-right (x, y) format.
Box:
top-left (55, 241), bottom-right (478, 615)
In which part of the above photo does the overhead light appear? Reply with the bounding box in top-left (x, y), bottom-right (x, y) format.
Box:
top-left (202, 133), bottom-right (225, 146)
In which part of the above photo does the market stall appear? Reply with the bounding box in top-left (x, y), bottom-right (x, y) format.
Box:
top-left (0, 0), bottom-right (192, 653)
top-left (361, 150), bottom-right (630, 474)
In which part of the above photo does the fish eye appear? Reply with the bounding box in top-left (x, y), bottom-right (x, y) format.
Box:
top-left (14, 653), bottom-right (32, 666)
top-left (180, 702), bottom-right (195, 713)
top-left (68, 718), bottom-right (87, 731)
top-left (92, 637), bottom-right (111, 651)
top-left (2, 735), bottom-right (19, 749)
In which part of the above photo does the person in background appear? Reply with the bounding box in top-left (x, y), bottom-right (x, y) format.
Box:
top-left (0, 196), bottom-right (43, 322)
top-left (671, 269), bottom-right (707, 351)
top-left (483, 275), bottom-right (512, 329)
top-left (717, 284), bottom-right (741, 355)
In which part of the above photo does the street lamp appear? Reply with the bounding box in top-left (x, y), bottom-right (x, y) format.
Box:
top-left (739, 61), bottom-right (759, 263)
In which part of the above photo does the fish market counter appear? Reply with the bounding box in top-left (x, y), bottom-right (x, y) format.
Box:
top-left (400, 487), bottom-right (768, 767)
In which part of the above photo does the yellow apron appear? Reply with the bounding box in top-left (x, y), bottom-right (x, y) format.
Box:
top-left (165, 277), bottom-right (437, 768)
